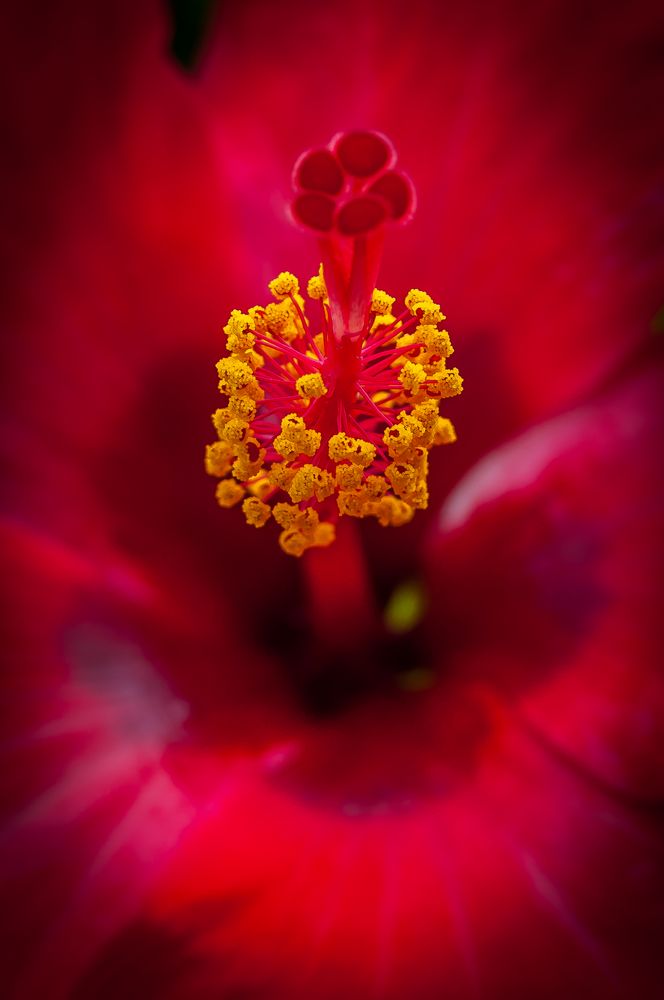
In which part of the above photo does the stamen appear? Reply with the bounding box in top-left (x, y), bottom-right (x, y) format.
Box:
top-left (207, 133), bottom-right (463, 556)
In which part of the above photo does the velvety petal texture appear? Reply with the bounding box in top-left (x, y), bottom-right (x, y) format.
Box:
top-left (430, 361), bottom-right (664, 801)
top-left (1, 0), bottom-right (663, 998)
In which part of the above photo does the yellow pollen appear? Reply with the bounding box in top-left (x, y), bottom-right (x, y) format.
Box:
top-left (399, 360), bottom-right (427, 394)
top-left (385, 461), bottom-right (419, 496)
top-left (223, 310), bottom-right (252, 339)
top-left (274, 413), bottom-right (321, 459)
top-left (335, 463), bottom-right (364, 490)
top-left (264, 301), bottom-right (292, 333)
top-left (296, 372), bottom-right (327, 400)
top-left (219, 417), bottom-right (249, 444)
top-left (268, 271), bottom-right (300, 300)
top-left (216, 479), bottom-right (245, 508)
top-left (371, 289), bottom-right (396, 314)
top-left (434, 417), bottom-right (457, 445)
top-left (207, 271), bottom-right (462, 555)
top-left (328, 432), bottom-right (376, 468)
top-left (287, 464), bottom-right (335, 503)
top-left (228, 396), bottom-right (257, 421)
top-left (426, 367), bottom-right (464, 399)
top-left (232, 440), bottom-right (266, 480)
top-left (307, 265), bottom-right (327, 300)
top-left (418, 324), bottom-right (453, 358)
top-left (242, 496), bottom-right (272, 527)
top-left (205, 441), bottom-right (234, 477)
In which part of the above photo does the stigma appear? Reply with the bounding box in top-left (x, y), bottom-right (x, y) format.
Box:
top-left (206, 131), bottom-right (462, 557)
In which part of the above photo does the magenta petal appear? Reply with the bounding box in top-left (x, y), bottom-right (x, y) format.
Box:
top-left (72, 693), bottom-right (664, 1000)
top-left (427, 362), bottom-right (664, 800)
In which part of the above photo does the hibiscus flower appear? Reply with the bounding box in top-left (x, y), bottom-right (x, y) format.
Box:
top-left (1, 1), bottom-right (663, 998)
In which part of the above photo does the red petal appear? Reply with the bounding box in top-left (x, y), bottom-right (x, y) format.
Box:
top-left (427, 361), bottom-right (664, 800)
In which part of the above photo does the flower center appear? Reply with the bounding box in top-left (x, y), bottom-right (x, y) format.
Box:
top-left (206, 131), bottom-right (463, 556)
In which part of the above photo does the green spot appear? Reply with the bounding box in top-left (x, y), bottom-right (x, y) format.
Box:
top-left (651, 305), bottom-right (664, 335)
top-left (384, 579), bottom-right (427, 634)
top-left (397, 667), bottom-right (436, 693)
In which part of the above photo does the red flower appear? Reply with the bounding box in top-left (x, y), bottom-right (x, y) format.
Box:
top-left (1, 1), bottom-right (663, 998)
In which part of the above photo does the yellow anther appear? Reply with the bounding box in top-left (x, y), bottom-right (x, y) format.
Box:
top-left (275, 504), bottom-right (334, 556)
top-left (371, 312), bottom-right (396, 333)
top-left (205, 441), bottom-right (234, 477)
top-left (274, 413), bottom-right (321, 459)
top-left (335, 463), bottom-right (364, 490)
top-left (418, 325), bottom-right (453, 358)
top-left (264, 301), bottom-right (289, 331)
top-left (287, 467), bottom-right (316, 503)
top-left (307, 265), bottom-right (327, 300)
top-left (247, 475), bottom-right (273, 500)
top-left (337, 489), bottom-right (368, 518)
top-left (212, 407), bottom-right (231, 435)
top-left (405, 289), bottom-right (433, 314)
top-left (287, 464), bottom-right (335, 503)
top-left (247, 305), bottom-right (267, 333)
top-left (264, 301), bottom-right (299, 342)
top-left (411, 399), bottom-right (440, 433)
top-left (313, 521), bottom-right (335, 548)
top-left (269, 272), bottom-right (300, 300)
top-left (224, 311), bottom-right (255, 353)
top-left (227, 330), bottom-right (256, 354)
top-left (395, 332), bottom-right (420, 354)
top-left (220, 417), bottom-right (249, 444)
top-left (384, 421), bottom-right (414, 458)
top-left (314, 470), bottom-right (335, 501)
top-left (426, 367), bottom-right (464, 399)
top-left (278, 529), bottom-right (308, 557)
top-left (328, 432), bottom-right (376, 468)
top-left (399, 360), bottom-right (427, 394)
top-left (373, 495), bottom-right (415, 527)
top-left (364, 474), bottom-right (389, 499)
top-left (232, 440), bottom-right (266, 480)
top-left (228, 396), bottom-right (257, 421)
top-left (385, 462), bottom-right (418, 496)
top-left (216, 357), bottom-right (255, 394)
top-left (269, 462), bottom-right (297, 489)
top-left (216, 479), bottom-right (245, 508)
top-left (407, 445), bottom-right (429, 476)
top-left (296, 372), bottom-right (327, 400)
top-left (399, 412), bottom-right (427, 443)
top-left (434, 417), bottom-right (457, 445)
top-left (208, 274), bottom-right (461, 554)
top-left (242, 496), bottom-right (271, 527)
top-left (371, 289), bottom-right (396, 314)
top-left (407, 481), bottom-right (429, 509)
top-left (223, 310), bottom-right (252, 339)
top-left (273, 502), bottom-right (300, 529)
top-left (420, 304), bottom-right (445, 325)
